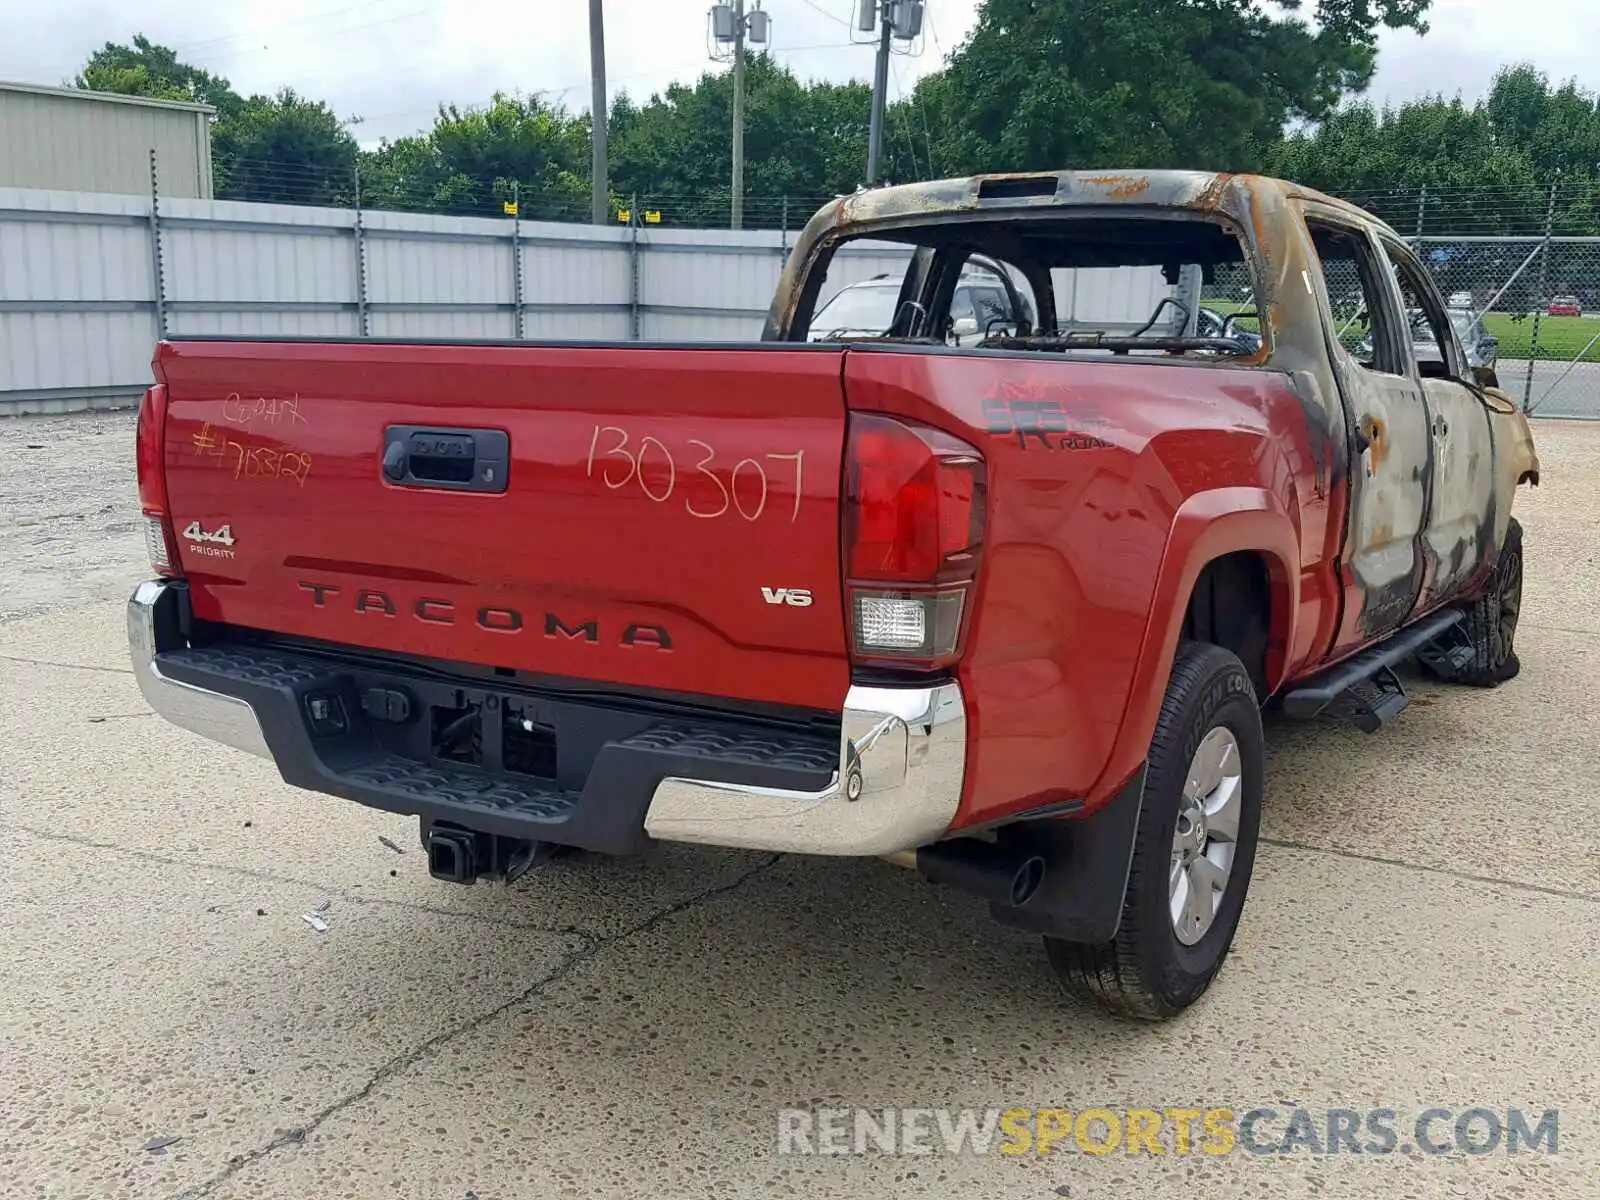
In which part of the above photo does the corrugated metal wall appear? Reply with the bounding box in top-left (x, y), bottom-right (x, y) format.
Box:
top-left (1, 184), bottom-right (1169, 415)
top-left (0, 186), bottom-right (916, 414)
top-left (0, 84), bottom-right (211, 199)
top-left (0, 188), bottom-right (157, 407)
top-left (1054, 266), bottom-right (1173, 329)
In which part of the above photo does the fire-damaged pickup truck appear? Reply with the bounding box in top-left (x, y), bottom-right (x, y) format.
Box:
top-left (130, 171), bottom-right (1539, 1019)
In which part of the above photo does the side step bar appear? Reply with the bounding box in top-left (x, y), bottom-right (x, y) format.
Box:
top-left (1282, 608), bottom-right (1464, 722)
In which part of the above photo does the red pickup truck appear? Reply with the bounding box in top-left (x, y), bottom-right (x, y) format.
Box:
top-left (130, 171), bottom-right (1539, 1019)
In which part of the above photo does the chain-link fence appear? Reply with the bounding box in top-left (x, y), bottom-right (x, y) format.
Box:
top-left (1345, 183), bottom-right (1600, 418)
top-left (1409, 232), bottom-right (1600, 418)
top-left (210, 154), bottom-right (837, 234)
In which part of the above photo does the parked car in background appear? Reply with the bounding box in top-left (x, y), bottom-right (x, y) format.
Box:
top-left (1195, 306), bottom-right (1263, 353)
top-left (1447, 291), bottom-right (1474, 309)
top-left (1358, 306), bottom-right (1499, 373)
top-left (1439, 307), bottom-right (1500, 371)
top-left (809, 259), bottom-right (1032, 345)
top-left (1548, 295), bottom-right (1581, 317)
top-left (805, 277), bottom-right (905, 339)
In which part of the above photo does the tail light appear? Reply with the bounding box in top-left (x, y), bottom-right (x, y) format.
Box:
top-left (136, 384), bottom-right (182, 578)
top-left (843, 414), bottom-right (986, 670)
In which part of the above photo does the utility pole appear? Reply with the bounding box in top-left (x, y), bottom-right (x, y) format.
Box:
top-left (860, 0), bottom-right (923, 186)
top-left (732, 0), bottom-right (746, 230)
top-left (711, 3), bottom-right (768, 230)
top-left (865, 3), bottom-right (891, 184)
top-left (589, 0), bottom-right (608, 225)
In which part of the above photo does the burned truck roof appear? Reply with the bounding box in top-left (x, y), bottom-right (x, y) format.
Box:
top-left (802, 169), bottom-right (1396, 242)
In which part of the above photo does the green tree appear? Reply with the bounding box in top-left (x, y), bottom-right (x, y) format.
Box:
top-left (915, 0), bottom-right (1433, 176)
top-left (75, 34), bottom-right (241, 116)
top-left (1269, 63), bottom-right (1600, 235)
top-left (214, 90), bottom-right (360, 206)
top-left (360, 93), bottom-right (591, 218)
top-left (607, 55), bottom-right (924, 225)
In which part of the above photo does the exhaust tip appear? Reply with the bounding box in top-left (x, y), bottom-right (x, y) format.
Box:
top-left (1010, 855), bottom-right (1046, 907)
top-left (915, 839), bottom-right (1048, 909)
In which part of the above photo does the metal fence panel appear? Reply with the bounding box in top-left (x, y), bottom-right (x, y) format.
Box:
top-left (1054, 266), bottom-right (1172, 330)
top-left (171, 310), bottom-right (356, 340)
top-left (641, 311), bottom-right (761, 341)
top-left (364, 209), bottom-right (515, 341)
top-left (520, 224), bottom-right (631, 339)
top-left (639, 228), bottom-right (781, 332)
top-left (523, 308), bottom-right (632, 342)
top-left (8, 181), bottom-right (1600, 418)
top-left (0, 187), bottom-right (157, 408)
top-left (161, 197), bottom-right (355, 304)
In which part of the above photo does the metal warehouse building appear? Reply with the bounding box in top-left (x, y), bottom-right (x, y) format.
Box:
top-left (0, 80), bottom-right (213, 198)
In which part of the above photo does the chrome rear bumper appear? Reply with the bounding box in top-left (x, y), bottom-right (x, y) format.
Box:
top-left (128, 580), bottom-right (965, 856)
top-left (645, 683), bottom-right (965, 856)
top-left (129, 580), bottom-right (270, 759)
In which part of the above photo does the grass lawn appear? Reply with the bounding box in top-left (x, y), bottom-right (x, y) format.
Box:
top-left (1483, 313), bottom-right (1600, 362)
top-left (1188, 299), bottom-right (1600, 362)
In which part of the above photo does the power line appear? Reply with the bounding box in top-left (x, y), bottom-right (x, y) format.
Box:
top-left (889, 59), bottom-right (919, 179)
top-left (189, 5), bottom-right (440, 77)
top-left (793, 0), bottom-right (854, 27)
top-left (38, 1), bottom-right (443, 81)
top-left (170, 1), bottom-right (409, 56)
top-left (893, 56), bottom-right (940, 179)
top-left (770, 41), bottom-right (862, 57)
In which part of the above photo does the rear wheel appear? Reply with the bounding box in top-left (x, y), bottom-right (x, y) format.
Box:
top-left (1420, 518), bottom-right (1523, 687)
top-left (1046, 641), bottom-right (1263, 1020)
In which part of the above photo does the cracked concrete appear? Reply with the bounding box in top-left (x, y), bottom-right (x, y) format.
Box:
top-left (171, 854), bottom-right (782, 1200)
top-left (1, 412), bottom-right (1597, 1199)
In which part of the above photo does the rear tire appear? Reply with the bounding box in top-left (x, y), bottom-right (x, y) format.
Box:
top-left (1421, 518), bottom-right (1523, 687)
top-left (1046, 641), bottom-right (1263, 1020)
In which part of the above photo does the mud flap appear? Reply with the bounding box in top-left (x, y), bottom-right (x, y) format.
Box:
top-left (987, 764), bottom-right (1147, 944)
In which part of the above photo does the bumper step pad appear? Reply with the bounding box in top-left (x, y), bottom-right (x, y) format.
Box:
top-left (151, 640), bottom-right (839, 853)
top-left (344, 755), bottom-right (581, 824)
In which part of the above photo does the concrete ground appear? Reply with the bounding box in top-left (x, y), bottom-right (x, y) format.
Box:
top-left (1, 412), bottom-right (1596, 1200)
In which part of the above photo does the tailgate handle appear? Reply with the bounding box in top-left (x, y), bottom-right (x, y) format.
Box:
top-left (381, 426), bottom-right (509, 493)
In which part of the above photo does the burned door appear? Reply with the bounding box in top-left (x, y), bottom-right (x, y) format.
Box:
top-left (1299, 209), bottom-right (1431, 653)
top-left (1377, 236), bottom-right (1498, 608)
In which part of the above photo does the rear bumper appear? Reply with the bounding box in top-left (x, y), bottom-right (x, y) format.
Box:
top-left (129, 581), bottom-right (272, 758)
top-left (128, 580), bottom-right (965, 857)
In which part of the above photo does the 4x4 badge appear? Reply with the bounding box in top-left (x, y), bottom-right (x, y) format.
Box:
top-left (182, 520), bottom-right (236, 547)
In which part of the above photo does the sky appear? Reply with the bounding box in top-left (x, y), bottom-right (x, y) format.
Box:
top-left (3, 0), bottom-right (1598, 149)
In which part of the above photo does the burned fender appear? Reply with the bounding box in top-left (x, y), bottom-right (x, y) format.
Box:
top-left (1086, 487), bottom-right (1300, 809)
top-left (1480, 386), bottom-right (1540, 555)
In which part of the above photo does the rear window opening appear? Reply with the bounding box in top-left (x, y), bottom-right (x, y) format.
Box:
top-left (795, 213), bottom-right (1263, 360)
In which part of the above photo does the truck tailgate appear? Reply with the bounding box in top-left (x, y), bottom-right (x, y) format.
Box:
top-left (155, 340), bottom-right (851, 711)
